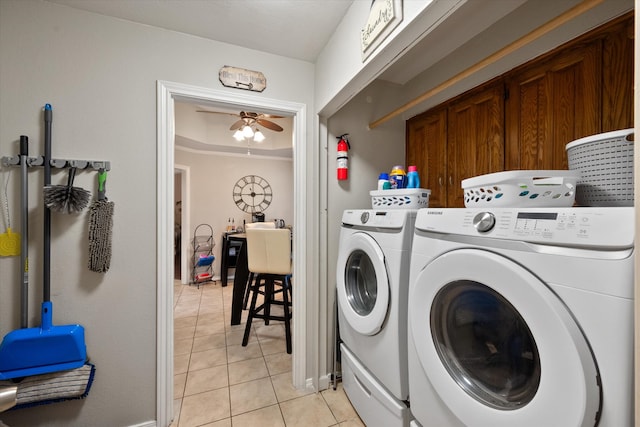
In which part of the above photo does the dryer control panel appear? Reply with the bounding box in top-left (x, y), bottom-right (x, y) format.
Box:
top-left (342, 209), bottom-right (417, 230)
top-left (415, 207), bottom-right (634, 249)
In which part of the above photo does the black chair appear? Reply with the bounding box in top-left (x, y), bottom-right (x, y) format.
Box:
top-left (242, 227), bottom-right (293, 354)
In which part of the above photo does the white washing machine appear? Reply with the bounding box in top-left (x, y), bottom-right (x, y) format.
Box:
top-left (337, 209), bottom-right (416, 426)
top-left (408, 207), bottom-right (634, 427)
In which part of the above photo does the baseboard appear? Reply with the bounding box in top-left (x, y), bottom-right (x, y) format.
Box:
top-left (128, 422), bottom-right (156, 427)
top-left (318, 374), bottom-right (331, 391)
top-left (305, 374), bottom-right (331, 393)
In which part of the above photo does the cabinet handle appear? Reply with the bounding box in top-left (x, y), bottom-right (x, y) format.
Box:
top-left (449, 176), bottom-right (453, 186)
top-left (438, 176), bottom-right (443, 186)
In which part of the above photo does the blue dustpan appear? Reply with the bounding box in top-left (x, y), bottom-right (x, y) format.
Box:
top-left (0, 302), bottom-right (86, 380)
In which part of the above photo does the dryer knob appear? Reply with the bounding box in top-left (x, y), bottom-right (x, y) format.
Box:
top-left (473, 212), bottom-right (495, 232)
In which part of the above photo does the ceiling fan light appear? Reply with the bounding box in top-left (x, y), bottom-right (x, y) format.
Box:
top-left (242, 125), bottom-right (254, 138)
top-left (253, 129), bottom-right (265, 142)
top-left (233, 129), bottom-right (244, 141)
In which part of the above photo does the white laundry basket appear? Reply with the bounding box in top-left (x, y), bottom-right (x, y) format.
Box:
top-left (370, 188), bottom-right (430, 209)
top-left (462, 170), bottom-right (580, 207)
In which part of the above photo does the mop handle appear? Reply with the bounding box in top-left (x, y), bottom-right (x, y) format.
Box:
top-left (43, 104), bottom-right (52, 303)
top-left (19, 136), bottom-right (28, 329)
top-left (97, 169), bottom-right (107, 201)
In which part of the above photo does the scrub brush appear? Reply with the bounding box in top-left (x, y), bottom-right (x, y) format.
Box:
top-left (88, 168), bottom-right (114, 273)
top-left (0, 162), bottom-right (20, 257)
top-left (43, 167), bottom-right (91, 214)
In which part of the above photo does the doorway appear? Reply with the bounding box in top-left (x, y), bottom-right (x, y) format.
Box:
top-left (157, 80), bottom-right (310, 426)
top-left (174, 165), bottom-right (190, 284)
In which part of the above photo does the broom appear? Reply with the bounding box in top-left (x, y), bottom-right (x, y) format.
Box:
top-left (88, 168), bottom-right (113, 273)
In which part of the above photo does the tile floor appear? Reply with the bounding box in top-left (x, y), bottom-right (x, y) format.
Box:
top-left (171, 279), bottom-right (363, 427)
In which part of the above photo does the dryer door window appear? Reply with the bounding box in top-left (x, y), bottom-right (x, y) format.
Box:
top-left (431, 281), bottom-right (540, 410)
top-left (337, 232), bottom-right (389, 336)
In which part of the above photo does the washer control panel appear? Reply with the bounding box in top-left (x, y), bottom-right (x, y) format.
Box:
top-left (416, 208), bottom-right (634, 249)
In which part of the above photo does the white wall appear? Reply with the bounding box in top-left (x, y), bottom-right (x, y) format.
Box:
top-left (174, 148), bottom-right (293, 282)
top-left (322, 80), bottom-right (407, 373)
top-left (0, 1), bottom-right (313, 426)
top-left (315, 0), bottom-right (463, 115)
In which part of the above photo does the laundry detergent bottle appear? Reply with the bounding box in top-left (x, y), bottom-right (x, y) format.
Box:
top-left (407, 165), bottom-right (420, 188)
top-left (378, 173), bottom-right (391, 190)
top-left (390, 165), bottom-right (407, 189)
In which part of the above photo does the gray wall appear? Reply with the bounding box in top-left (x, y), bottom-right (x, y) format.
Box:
top-left (174, 148), bottom-right (293, 282)
top-left (0, 1), bottom-right (313, 426)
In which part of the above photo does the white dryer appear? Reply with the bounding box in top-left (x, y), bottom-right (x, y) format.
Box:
top-left (337, 209), bottom-right (416, 427)
top-left (408, 207), bottom-right (634, 427)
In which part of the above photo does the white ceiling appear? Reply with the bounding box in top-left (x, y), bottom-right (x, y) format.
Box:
top-left (45, 0), bottom-right (355, 63)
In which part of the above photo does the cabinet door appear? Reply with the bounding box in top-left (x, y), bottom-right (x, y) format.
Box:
top-left (447, 84), bottom-right (505, 207)
top-left (505, 42), bottom-right (600, 171)
top-left (406, 108), bottom-right (447, 207)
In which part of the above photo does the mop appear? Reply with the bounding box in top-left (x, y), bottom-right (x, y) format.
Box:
top-left (0, 363), bottom-right (95, 410)
top-left (88, 168), bottom-right (114, 273)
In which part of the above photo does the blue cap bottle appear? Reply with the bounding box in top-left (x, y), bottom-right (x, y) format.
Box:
top-left (378, 173), bottom-right (391, 190)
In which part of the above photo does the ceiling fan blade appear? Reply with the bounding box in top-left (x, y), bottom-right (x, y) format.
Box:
top-left (257, 119), bottom-right (283, 132)
top-left (259, 113), bottom-right (285, 119)
top-left (230, 119), bottom-right (245, 130)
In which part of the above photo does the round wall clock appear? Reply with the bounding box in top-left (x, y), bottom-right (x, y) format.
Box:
top-left (233, 175), bottom-right (273, 213)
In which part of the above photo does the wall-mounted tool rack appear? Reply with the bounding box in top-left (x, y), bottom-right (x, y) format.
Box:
top-left (1, 156), bottom-right (111, 171)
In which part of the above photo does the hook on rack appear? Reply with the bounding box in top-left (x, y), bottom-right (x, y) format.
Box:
top-left (0, 156), bottom-right (110, 171)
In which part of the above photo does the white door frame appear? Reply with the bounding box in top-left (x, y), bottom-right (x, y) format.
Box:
top-left (157, 80), bottom-right (309, 426)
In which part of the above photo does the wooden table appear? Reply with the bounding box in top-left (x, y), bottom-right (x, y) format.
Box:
top-left (220, 233), bottom-right (243, 287)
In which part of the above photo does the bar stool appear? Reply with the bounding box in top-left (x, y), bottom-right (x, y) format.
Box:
top-left (242, 227), bottom-right (293, 354)
top-left (243, 222), bottom-right (276, 309)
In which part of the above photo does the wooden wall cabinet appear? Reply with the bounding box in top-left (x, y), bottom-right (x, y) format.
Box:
top-left (505, 42), bottom-right (601, 171)
top-left (406, 83), bottom-right (504, 207)
top-left (406, 108), bottom-right (447, 207)
top-left (447, 84), bottom-right (505, 207)
top-left (406, 14), bottom-right (633, 208)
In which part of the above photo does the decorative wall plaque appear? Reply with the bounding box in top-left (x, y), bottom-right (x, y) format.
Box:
top-left (219, 66), bottom-right (267, 92)
top-left (361, 0), bottom-right (403, 61)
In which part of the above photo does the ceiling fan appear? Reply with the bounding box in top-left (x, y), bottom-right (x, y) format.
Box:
top-left (196, 110), bottom-right (284, 132)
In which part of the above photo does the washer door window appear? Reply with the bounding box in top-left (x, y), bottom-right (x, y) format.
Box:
top-left (409, 249), bottom-right (600, 426)
top-left (431, 281), bottom-right (540, 410)
top-left (337, 232), bottom-right (389, 336)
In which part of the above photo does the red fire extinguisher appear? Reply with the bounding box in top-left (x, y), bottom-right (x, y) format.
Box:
top-left (337, 133), bottom-right (350, 181)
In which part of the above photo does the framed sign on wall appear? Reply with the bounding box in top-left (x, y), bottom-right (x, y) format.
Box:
top-left (361, 0), bottom-right (404, 61)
